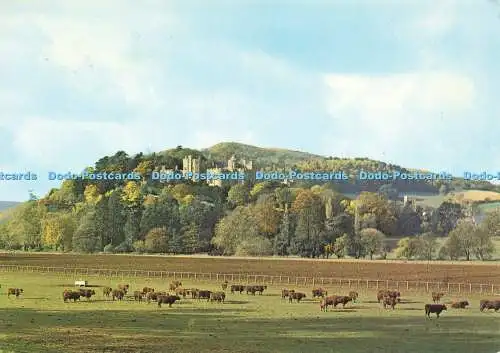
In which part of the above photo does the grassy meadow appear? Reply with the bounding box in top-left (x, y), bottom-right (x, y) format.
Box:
top-left (0, 272), bottom-right (499, 353)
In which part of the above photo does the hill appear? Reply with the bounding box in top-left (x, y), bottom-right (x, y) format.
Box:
top-left (448, 190), bottom-right (500, 203)
top-left (203, 142), bottom-right (323, 166)
top-left (0, 201), bottom-right (20, 212)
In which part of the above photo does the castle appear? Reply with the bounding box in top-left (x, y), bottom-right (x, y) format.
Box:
top-left (154, 154), bottom-right (253, 187)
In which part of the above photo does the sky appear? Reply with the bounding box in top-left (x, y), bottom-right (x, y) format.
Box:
top-left (0, 0), bottom-right (499, 201)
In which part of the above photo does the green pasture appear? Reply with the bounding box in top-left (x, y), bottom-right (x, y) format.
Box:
top-left (0, 272), bottom-right (499, 353)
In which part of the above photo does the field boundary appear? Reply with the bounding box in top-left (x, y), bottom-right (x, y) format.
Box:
top-left (1, 264), bottom-right (499, 295)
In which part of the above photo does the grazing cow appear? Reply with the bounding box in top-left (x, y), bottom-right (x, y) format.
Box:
top-left (142, 287), bottom-right (154, 294)
top-left (157, 295), bottom-right (181, 308)
top-left (133, 291), bottom-right (144, 301)
top-left (117, 284), bottom-right (129, 294)
top-left (79, 289), bottom-right (95, 300)
top-left (196, 290), bottom-right (212, 300)
top-left (382, 296), bottom-right (397, 309)
top-left (63, 290), bottom-right (80, 302)
top-left (146, 292), bottom-right (160, 302)
top-left (320, 295), bottom-right (352, 311)
top-left (169, 281), bottom-right (182, 291)
top-left (230, 285), bottom-right (245, 294)
top-left (289, 292), bottom-right (306, 303)
top-left (246, 286), bottom-right (257, 295)
top-left (102, 287), bottom-right (112, 297)
top-left (221, 281), bottom-right (228, 291)
top-left (7, 288), bottom-right (23, 298)
top-left (312, 288), bottom-right (328, 298)
top-left (425, 304), bottom-right (447, 318)
top-left (432, 292), bottom-right (445, 303)
top-left (480, 300), bottom-right (500, 312)
top-left (320, 296), bottom-right (335, 311)
top-left (450, 300), bottom-right (469, 309)
top-left (281, 289), bottom-right (295, 299)
top-left (333, 295), bottom-right (353, 308)
top-left (377, 290), bottom-right (400, 303)
top-left (210, 291), bottom-right (226, 303)
top-left (349, 291), bottom-right (359, 302)
top-left (112, 289), bottom-right (125, 301)
top-left (253, 285), bottom-right (267, 295)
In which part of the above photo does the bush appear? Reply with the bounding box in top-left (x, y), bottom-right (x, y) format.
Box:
top-left (132, 240), bottom-right (146, 253)
top-left (103, 243), bottom-right (115, 253)
top-left (235, 237), bottom-right (273, 256)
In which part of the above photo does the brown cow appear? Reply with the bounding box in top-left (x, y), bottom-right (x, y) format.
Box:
top-left (7, 288), bottom-right (23, 298)
top-left (230, 285), bottom-right (245, 294)
top-left (432, 292), bottom-right (445, 303)
top-left (175, 287), bottom-right (189, 298)
top-left (320, 295), bottom-right (352, 310)
top-left (210, 291), bottom-right (226, 303)
top-left (320, 296), bottom-right (335, 311)
top-left (102, 287), bottom-right (112, 297)
top-left (112, 289), bottom-right (125, 301)
top-left (63, 290), bottom-right (80, 302)
top-left (382, 296), bottom-right (397, 309)
top-left (450, 300), bottom-right (469, 309)
top-left (117, 284), bottom-right (129, 294)
top-left (158, 295), bottom-right (181, 308)
top-left (480, 299), bottom-right (500, 312)
top-left (289, 292), bottom-right (306, 303)
top-left (281, 289), bottom-right (295, 299)
top-left (196, 290), bottom-right (212, 300)
top-left (377, 290), bottom-right (400, 302)
top-left (133, 291), bottom-right (143, 301)
top-left (142, 287), bottom-right (154, 293)
top-left (79, 288), bottom-right (95, 300)
top-left (221, 281), bottom-right (228, 291)
top-left (312, 288), bottom-right (328, 298)
top-left (425, 304), bottom-right (447, 318)
top-left (169, 281), bottom-right (182, 291)
top-left (349, 291), bottom-right (359, 302)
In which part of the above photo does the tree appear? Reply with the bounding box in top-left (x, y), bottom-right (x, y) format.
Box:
top-left (273, 208), bottom-right (293, 256)
top-left (480, 210), bottom-right (500, 238)
top-left (144, 227), bottom-right (169, 253)
top-left (472, 226), bottom-right (494, 260)
top-left (417, 233), bottom-right (438, 260)
top-left (436, 202), bottom-right (463, 235)
top-left (41, 212), bottom-right (76, 251)
top-left (124, 208), bottom-right (142, 247)
top-left (72, 209), bottom-right (101, 253)
top-left (360, 228), bottom-right (385, 260)
top-left (140, 194), bottom-right (179, 238)
top-left (235, 237), bottom-right (273, 256)
top-left (7, 201), bottom-right (46, 250)
top-left (169, 230), bottom-right (184, 254)
top-left (227, 184), bottom-right (250, 207)
top-left (395, 237), bottom-right (422, 260)
top-left (447, 220), bottom-right (476, 260)
top-left (122, 181), bottom-right (143, 207)
top-left (253, 194), bottom-right (281, 237)
top-left (250, 181), bottom-right (274, 200)
top-left (83, 184), bottom-right (102, 204)
top-left (181, 224), bottom-right (199, 254)
top-left (106, 189), bottom-right (126, 246)
top-left (333, 234), bottom-right (348, 258)
top-left (212, 206), bottom-right (259, 255)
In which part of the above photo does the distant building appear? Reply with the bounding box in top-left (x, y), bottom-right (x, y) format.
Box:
top-left (182, 155), bottom-right (200, 174)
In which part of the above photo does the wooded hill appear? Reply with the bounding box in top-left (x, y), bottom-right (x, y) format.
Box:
top-left (0, 142), bottom-right (498, 261)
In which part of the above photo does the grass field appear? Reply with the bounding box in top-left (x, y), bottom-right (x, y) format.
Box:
top-left (1, 253), bottom-right (500, 284)
top-left (0, 272), bottom-right (499, 353)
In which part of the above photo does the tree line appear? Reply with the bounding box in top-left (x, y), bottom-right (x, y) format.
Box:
top-left (0, 149), bottom-right (498, 260)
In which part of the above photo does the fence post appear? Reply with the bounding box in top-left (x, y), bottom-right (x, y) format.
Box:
top-left (386, 280), bottom-right (388, 289)
top-left (458, 283), bottom-right (461, 293)
top-left (376, 280), bottom-right (379, 289)
top-left (492, 284), bottom-right (494, 294)
top-left (312, 278), bottom-right (315, 286)
top-left (426, 282), bottom-right (429, 292)
top-left (366, 280), bottom-right (368, 289)
top-left (448, 283), bottom-right (450, 292)
top-left (406, 281), bottom-right (409, 290)
top-left (480, 284), bottom-right (482, 293)
top-left (469, 283), bottom-right (472, 293)
top-left (349, 279), bottom-right (351, 288)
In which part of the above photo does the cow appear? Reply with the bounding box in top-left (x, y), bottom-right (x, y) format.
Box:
top-left (349, 291), bottom-right (359, 303)
top-left (281, 289), bottom-right (295, 299)
top-left (133, 291), bottom-right (144, 301)
top-left (79, 288), bottom-right (95, 300)
top-left (450, 300), bottom-right (469, 309)
top-left (63, 290), bottom-right (80, 302)
top-left (320, 296), bottom-right (335, 311)
top-left (146, 292), bottom-right (160, 302)
top-left (169, 281), bottom-right (182, 291)
top-left (7, 288), bottom-right (23, 298)
top-left (480, 300), bottom-right (500, 312)
top-left (377, 290), bottom-right (400, 303)
top-left (425, 304), bottom-right (447, 318)
top-left (221, 281), bottom-right (228, 291)
top-left (196, 290), bottom-right (212, 300)
top-left (312, 288), bottom-right (328, 298)
top-left (190, 289), bottom-right (200, 299)
top-left (246, 286), bottom-right (257, 295)
top-left (157, 295), bottom-right (181, 308)
top-left (382, 296), bottom-right (397, 309)
top-left (432, 292), bottom-right (445, 303)
top-left (253, 285), bottom-right (267, 295)
top-left (142, 287), bottom-right (154, 294)
top-left (102, 287), bottom-right (112, 297)
top-left (230, 285), bottom-right (245, 294)
top-left (112, 289), bottom-right (125, 301)
top-left (320, 295), bottom-right (352, 311)
top-left (175, 287), bottom-right (189, 298)
top-left (289, 292), bottom-right (306, 303)
top-left (117, 284), bottom-right (129, 294)
top-left (210, 291), bottom-right (226, 303)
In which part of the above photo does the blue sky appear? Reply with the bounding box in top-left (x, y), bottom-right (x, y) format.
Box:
top-left (1, 0), bottom-right (499, 201)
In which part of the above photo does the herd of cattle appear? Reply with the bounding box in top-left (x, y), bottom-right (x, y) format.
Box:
top-left (4, 281), bottom-right (500, 315)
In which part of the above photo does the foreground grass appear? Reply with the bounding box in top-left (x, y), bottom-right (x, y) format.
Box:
top-left (0, 273), bottom-right (499, 353)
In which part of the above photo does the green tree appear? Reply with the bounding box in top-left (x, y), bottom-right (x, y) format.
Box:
top-left (273, 208), bottom-right (294, 255)
top-left (253, 194), bottom-right (281, 237)
top-left (144, 227), bottom-right (169, 253)
top-left (333, 234), bottom-right (348, 258)
top-left (106, 189), bottom-right (126, 246)
top-left (235, 237), bottom-right (273, 256)
top-left (360, 228), bottom-right (385, 260)
top-left (447, 220), bottom-right (476, 260)
top-left (227, 184), bottom-right (250, 207)
top-left (395, 237), bottom-right (422, 260)
top-left (212, 206), bottom-right (259, 255)
top-left (416, 233), bottom-right (438, 260)
top-left (72, 209), bottom-right (101, 253)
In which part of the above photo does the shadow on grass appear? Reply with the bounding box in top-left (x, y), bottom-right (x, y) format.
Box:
top-left (0, 308), bottom-right (498, 353)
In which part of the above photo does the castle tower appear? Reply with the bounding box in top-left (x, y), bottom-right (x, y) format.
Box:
top-left (227, 155), bottom-right (237, 171)
top-left (182, 155), bottom-right (200, 174)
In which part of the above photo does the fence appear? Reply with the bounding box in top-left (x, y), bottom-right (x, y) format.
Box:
top-left (1, 264), bottom-right (499, 295)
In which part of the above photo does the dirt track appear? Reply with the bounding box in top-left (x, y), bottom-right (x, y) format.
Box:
top-left (0, 253), bottom-right (499, 283)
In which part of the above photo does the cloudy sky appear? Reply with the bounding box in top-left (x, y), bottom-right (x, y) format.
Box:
top-left (1, 0), bottom-right (499, 201)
